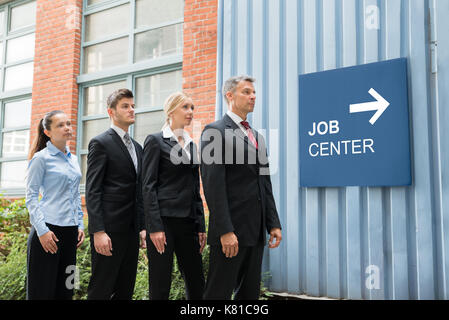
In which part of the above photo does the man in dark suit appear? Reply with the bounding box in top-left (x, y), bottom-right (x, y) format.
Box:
top-left (85, 88), bottom-right (146, 300)
top-left (200, 75), bottom-right (282, 300)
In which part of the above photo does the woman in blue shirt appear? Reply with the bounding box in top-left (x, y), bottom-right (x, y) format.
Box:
top-left (25, 110), bottom-right (85, 300)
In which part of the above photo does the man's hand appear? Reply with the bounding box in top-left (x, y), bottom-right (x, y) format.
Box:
top-left (150, 231), bottom-right (166, 254)
top-left (198, 232), bottom-right (207, 254)
top-left (140, 230), bottom-right (147, 249)
top-left (94, 231), bottom-right (113, 256)
top-left (39, 231), bottom-right (59, 254)
top-left (220, 232), bottom-right (238, 258)
top-left (77, 229), bottom-right (85, 249)
top-left (268, 228), bottom-right (282, 249)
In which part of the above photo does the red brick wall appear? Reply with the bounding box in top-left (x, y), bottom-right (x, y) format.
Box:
top-left (31, 0), bottom-right (82, 154)
top-left (182, 0), bottom-right (218, 140)
top-left (182, 0), bottom-right (218, 215)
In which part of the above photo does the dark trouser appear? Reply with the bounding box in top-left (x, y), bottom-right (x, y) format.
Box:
top-left (87, 229), bottom-right (139, 300)
top-left (203, 243), bottom-right (265, 300)
top-left (147, 217), bottom-right (205, 300)
top-left (26, 224), bottom-right (78, 300)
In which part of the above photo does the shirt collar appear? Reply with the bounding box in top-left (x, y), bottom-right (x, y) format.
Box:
top-left (110, 123), bottom-right (128, 139)
top-left (46, 141), bottom-right (71, 157)
top-left (162, 126), bottom-right (193, 146)
top-left (226, 110), bottom-right (246, 126)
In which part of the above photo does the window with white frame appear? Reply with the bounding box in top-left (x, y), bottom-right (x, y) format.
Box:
top-left (0, 0), bottom-right (36, 193)
top-left (78, 0), bottom-right (184, 185)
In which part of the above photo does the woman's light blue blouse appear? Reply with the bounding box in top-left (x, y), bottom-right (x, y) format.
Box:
top-left (25, 141), bottom-right (84, 237)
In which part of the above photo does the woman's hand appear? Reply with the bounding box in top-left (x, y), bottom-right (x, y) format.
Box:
top-left (39, 231), bottom-right (59, 254)
top-left (198, 232), bottom-right (207, 254)
top-left (140, 230), bottom-right (147, 249)
top-left (150, 231), bottom-right (166, 254)
top-left (77, 229), bottom-right (85, 249)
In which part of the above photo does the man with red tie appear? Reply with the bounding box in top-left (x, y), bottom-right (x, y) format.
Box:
top-left (200, 75), bottom-right (282, 300)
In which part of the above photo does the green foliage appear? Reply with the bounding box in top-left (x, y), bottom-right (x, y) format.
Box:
top-left (133, 248), bottom-right (149, 300)
top-left (260, 271), bottom-right (273, 300)
top-left (0, 197), bottom-right (271, 300)
top-left (0, 198), bottom-right (30, 300)
top-left (0, 231), bottom-right (28, 300)
top-left (0, 198), bottom-right (30, 245)
top-left (72, 220), bottom-right (91, 300)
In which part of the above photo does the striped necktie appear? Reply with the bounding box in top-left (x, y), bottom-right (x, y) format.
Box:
top-left (240, 121), bottom-right (258, 149)
top-left (123, 133), bottom-right (138, 171)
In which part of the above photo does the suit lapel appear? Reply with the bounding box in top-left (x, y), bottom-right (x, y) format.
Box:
top-left (163, 136), bottom-right (178, 149)
top-left (223, 115), bottom-right (260, 173)
top-left (109, 128), bottom-right (136, 175)
top-left (163, 136), bottom-right (192, 164)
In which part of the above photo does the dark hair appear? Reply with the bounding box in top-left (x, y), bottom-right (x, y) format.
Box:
top-left (28, 110), bottom-right (64, 160)
top-left (107, 88), bottom-right (134, 110)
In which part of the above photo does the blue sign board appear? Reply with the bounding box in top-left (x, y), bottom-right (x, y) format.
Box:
top-left (299, 58), bottom-right (411, 187)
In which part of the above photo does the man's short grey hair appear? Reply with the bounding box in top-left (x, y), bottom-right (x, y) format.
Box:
top-left (222, 75), bottom-right (256, 104)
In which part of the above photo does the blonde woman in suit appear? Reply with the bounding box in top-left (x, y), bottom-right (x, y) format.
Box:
top-left (142, 92), bottom-right (206, 300)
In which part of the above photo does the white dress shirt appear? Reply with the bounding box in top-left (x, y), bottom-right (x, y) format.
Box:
top-left (162, 125), bottom-right (193, 160)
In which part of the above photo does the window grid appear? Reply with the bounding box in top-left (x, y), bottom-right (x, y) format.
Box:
top-left (78, 0), bottom-right (184, 190)
top-left (0, 0), bottom-right (35, 98)
top-left (0, 0), bottom-right (35, 195)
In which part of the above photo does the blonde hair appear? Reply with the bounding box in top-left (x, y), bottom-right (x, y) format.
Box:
top-left (161, 92), bottom-right (193, 130)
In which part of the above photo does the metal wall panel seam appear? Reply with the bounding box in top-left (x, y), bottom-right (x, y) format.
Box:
top-left (267, 0), bottom-right (283, 293)
top-left (428, 0), bottom-right (445, 299)
top-left (385, 0), bottom-right (410, 300)
top-left (251, 0), bottom-right (263, 132)
top-left (220, 0), bottom-right (232, 118)
top-left (435, 0), bottom-right (449, 299)
top-left (278, 0), bottom-right (289, 293)
top-left (247, 0), bottom-right (253, 82)
top-left (253, 0), bottom-right (270, 283)
top-left (361, 0), bottom-right (384, 300)
top-left (285, 0), bottom-right (301, 294)
top-left (408, 0), bottom-right (436, 299)
top-left (341, 0), bottom-right (363, 300)
top-left (231, 0), bottom-right (237, 79)
top-left (302, 0), bottom-right (321, 297)
top-left (322, 0), bottom-right (342, 299)
top-left (297, 0), bottom-right (307, 296)
top-left (215, 0), bottom-right (224, 120)
top-left (401, 0), bottom-right (419, 300)
top-left (236, 0), bottom-right (247, 76)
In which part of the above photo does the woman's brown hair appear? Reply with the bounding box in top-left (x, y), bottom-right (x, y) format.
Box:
top-left (28, 110), bottom-right (64, 160)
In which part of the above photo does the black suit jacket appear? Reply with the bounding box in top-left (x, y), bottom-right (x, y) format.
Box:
top-left (86, 128), bottom-right (144, 235)
top-left (200, 114), bottom-right (282, 246)
top-left (142, 131), bottom-right (205, 234)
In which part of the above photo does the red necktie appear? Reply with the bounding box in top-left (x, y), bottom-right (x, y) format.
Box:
top-left (240, 121), bottom-right (258, 149)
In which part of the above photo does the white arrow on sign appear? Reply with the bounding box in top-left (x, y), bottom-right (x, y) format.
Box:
top-left (349, 88), bottom-right (390, 125)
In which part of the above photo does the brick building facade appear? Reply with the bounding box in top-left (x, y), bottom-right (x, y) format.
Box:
top-left (1, 0), bottom-right (217, 200)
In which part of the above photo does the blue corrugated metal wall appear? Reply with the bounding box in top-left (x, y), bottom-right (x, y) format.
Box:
top-left (215, 0), bottom-right (449, 299)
